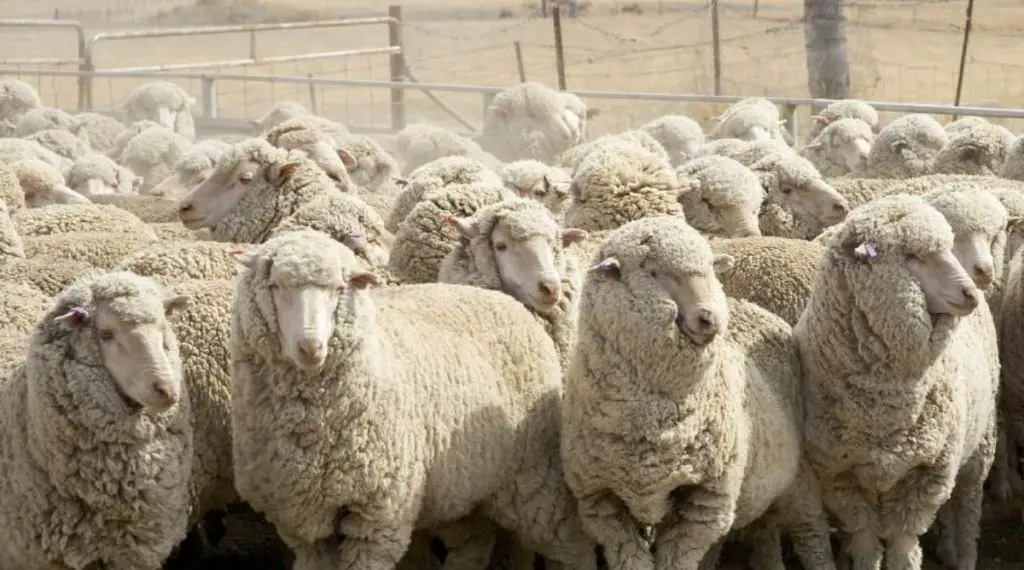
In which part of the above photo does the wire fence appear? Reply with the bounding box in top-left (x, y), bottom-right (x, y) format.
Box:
top-left (1, 0), bottom-right (1023, 135)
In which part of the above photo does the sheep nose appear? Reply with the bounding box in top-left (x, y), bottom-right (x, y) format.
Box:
top-left (152, 382), bottom-right (177, 405)
top-left (695, 309), bottom-right (718, 334)
top-left (536, 278), bottom-right (561, 305)
top-left (833, 201), bottom-right (849, 216)
top-left (298, 338), bottom-right (324, 358)
top-left (973, 264), bottom-right (994, 288)
top-left (178, 202), bottom-right (192, 214)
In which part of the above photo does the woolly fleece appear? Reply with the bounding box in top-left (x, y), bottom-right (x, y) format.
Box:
top-left (676, 154), bottom-right (764, 238)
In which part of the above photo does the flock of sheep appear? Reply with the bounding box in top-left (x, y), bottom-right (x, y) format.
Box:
top-left (0, 75), bottom-right (1023, 570)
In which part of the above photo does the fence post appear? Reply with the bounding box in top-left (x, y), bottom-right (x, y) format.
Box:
top-left (388, 5), bottom-right (407, 131)
top-left (481, 92), bottom-right (496, 125)
top-left (201, 76), bottom-right (218, 118)
top-left (783, 103), bottom-right (798, 141)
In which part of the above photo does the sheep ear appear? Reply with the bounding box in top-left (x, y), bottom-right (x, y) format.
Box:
top-left (228, 246), bottom-right (260, 269)
top-left (890, 140), bottom-right (909, 154)
top-left (561, 228), bottom-right (588, 247)
top-left (444, 213), bottom-right (476, 239)
top-left (342, 232), bottom-right (369, 253)
top-left (541, 174), bottom-right (552, 192)
top-left (590, 257), bottom-right (621, 280)
top-left (163, 294), bottom-right (191, 316)
top-left (349, 271), bottom-right (380, 290)
top-left (1006, 216), bottom-right (1024, 234)
top-left (393, 176), bottom-right (409, 187)
top-left (810, 115), bottom-right (829, 128)
top-left (54, 306), bottom-right (89, 325)
top-left (712, 253), bottom-right (735, 274)
top-left (585, 108), bottom-right (600, 120)
top-left (805, 141), bottom-right (824, 151)
top-left (266, 162), bottom-right (300, 185)
top-left (338, 149), bottom-right (357, 170)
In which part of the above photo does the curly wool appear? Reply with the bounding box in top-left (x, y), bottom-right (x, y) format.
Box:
top-left (930, 121), bottom-right (1016, 176)
top-left (497, 159), bottom-right (572, 219)
top-left (14, 202), bottom-right (155, 237)
top-left (0, 256), bottom-right (99, 296)
top-left (710, 97), bottom-right (787, 143)
top-left (0, 199), bottom-right (23, 259)
top-left (0, 164), bottom-right (24, 212)
top-left (123, 81), bottom-right (196, 140)
top-left (437, 198), bottom-right (583, 370)
top-left (387, 155), bottom-right (504, 232)
top-left (119, 125), bottom-right (193, 194)
top-left (827, 173), bottom-right (1024, 209)
top-left (393, 123), bottom-right (501, 175)
top-left (24, 128), bottom-right (91, 162)
top-left (0, 78), bottom-right (42, 136)
top-left (854, 113), bottom-right (948, 179)
top-left (751, 151), bottom-right (848, 240)
top-left (556, 130), bottom-right (670, 173)
top-left (22, 230), bottom-right (161, 269)
top-left (109, 119), bottom-right (164, 160)
top-left (68, 152), bottom-right (139, 197)
top-left (800, 118), bottom-right (874, 177)
top-left (806, 99), bottom-right (879, 141)
top-left (0, 138), bottom-right (71, 175)
top-left (475, 81), bottom-right (580, 164)
top-left (640, 114), bottom-right (706, 167)
top-left (116, 241), bottom-right (244, 282)
top-left (676, 155), bottom-right (764, 238)
top-left (0, 272), bottom-right (193, 570)
top-left (710, 236), bottom-right (823, 326)
top-left (70, 112), bottom-right (127, 156)
top-left (389, 182), bottom-right (515, 283)
top-left (91, 194), bottom-right (183, 224)
top-left (562, 215), bottom-right (833, 570)
top-left (230, 229), bottom-right (593, 569)
top-left (795, 194), bottom-right (998, 567)
top-left (13, 107), bottom-right (76, 137)
top-left (0, 281), bottom-right (50, 338)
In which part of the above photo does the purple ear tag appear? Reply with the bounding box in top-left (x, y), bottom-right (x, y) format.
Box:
top-left (863, 242), bottom-right (878, 259)
top-left (54, 306), bottom-right (89, 325)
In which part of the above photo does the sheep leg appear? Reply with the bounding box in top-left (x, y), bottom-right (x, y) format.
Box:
top-left (576, 490), bottom-right (654, 570)
top-left (652, 486), bottom-right (737, 570)
top-left (878, 461), bottom-right (960, 570)
top-left (946, 425), bottom-right (996, 570)
top-left (773, 463), bottom-right (838, 570)
top-left (818, 476), bottom-right (882, 570)
top-left (883, 533), bottom-right (923, 570)
top-left (986, 427), bottom-right (1013, 501)
top-left (746, 522), bottom-right (786, 570)
top-left (432, 515), bottom-right (498, 570)
top-left (696, 538), bottom-right (724, 570)
top-left (845, 529), bottom-right (883, 570)
top-left (334, 510), bottom-right (414, 570)
top-left (931, 504), bottom-right (957, 568)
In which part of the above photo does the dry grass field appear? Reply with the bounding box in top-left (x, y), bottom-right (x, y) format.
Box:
top-left (1, 0), bottom-right (1023, 567)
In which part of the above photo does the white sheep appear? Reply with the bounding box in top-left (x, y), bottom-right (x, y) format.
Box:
top-left (930, 120), bottom-right (1016, 176)
top-left (24, 128), bottom-right (92, 164)
top-left (71, 112), bottom-right (127, 156)
top-left (335, 134), bottom-right (407, 222)
top-left (123, 81), bottom-right (197, 140)
top-left (852, 113), bottom-right (948, 179)
top-left (709, 97), bottom-right (789, 143)
top-left (799, 117), bottom-right (873, 176)
top-left (496, 159), bottom-right (573, 219)
top-left (805, 99), bottom-right (880, 141)
top-left (118, 124), bottom-right (192, 194)
top-left (262, 117), bottom-right (355, 188)
top-left (639, 114), bottom-right (706, 167)
top-left (475, 81), bottom-right (590, 164)
top-left (748, 151), bottom-right (850, 240)
top-left (0, 271), bottom-right (194, 569)
top-left (392, 122), bottom-right (501, 175)
top-left (149, 139), bottom-right (230, 200)
top-left (108, 119), bottom-right (164, 160)
top-left (562, 215), bottom-right (835, 570)
top-left (0, 137), bottom-right (72, 176)
top-left (557, 129), bottom-right (671, 174)
top-left (0, 77), bottom-right (42, 136)
top-left (795, 193), bottom-right (997, 570)
top-left (12, 106), bottom-right (76, 137)
top-left (67, 152), bottom-right (141, 198)
top-left (247, 100), bottom-right (315, 133)
top-left (386, 155), bottom-right (504, 232)
top-left (229, 228), bottom-right (596, 570)
top-left (675, 154), bottom-right (764, 238)
top-left (10, 158), bottom-right (90, 207)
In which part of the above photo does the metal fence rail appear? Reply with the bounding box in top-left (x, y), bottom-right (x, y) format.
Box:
top-left (6, 66), bottom-right (1024, 140)
top-left (0, 20), bottom-right (88, 108)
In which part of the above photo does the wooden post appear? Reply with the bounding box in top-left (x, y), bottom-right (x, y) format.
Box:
top-left (514, 41), bottom-right (527, 82)
top-left (711, 0), bottom-right (722, 95)
top-left (388, 5), bottom-right (407, 131)
top-left (954, 0), bottom-right (975, 108)
top-left (553, 5), bottom-right (567, 90)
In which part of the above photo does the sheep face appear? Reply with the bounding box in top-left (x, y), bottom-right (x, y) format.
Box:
top-left (904, 248), bottom-right (979, 317)
top-left (273, 131), bottom-right (352, 189)
top-left (55, 290), bottom-right (190, 414)
top-left (756, 156), bottom-right (849, 227)
top-left (518, 171), bottom-right (571, 217)
top-left (340, 229), bottom-right (393, 269)
top-left (24, 184), bottom-right (90, 207)
top-left (177, 158), bottom-right (262, 230)
top-left (951, 232), bottom-right (997, 289)
top-left (231, 231), bottom-right (379, 373)
top-left (151, 167), bottom-right (209, 200)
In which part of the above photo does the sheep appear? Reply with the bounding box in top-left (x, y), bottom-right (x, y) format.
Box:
top-left (748, 151), bottom-right (850, 240)
top-left (639, 114), bottom-right (706, 167)
top-left (0, 163), bottom-right (24, 212)
top-left (13, 202), bottom-right (154, 238)
top-left (559, 90), bottom-right (599, 143)
top-left (387, 155), bottom-right (504, 232)
top-left (805, 99), bottom-right (880, 141)
top-left (709, 97), bottom-right (789, 143)
top-left (67, 152), bottom-right (141, 198)
top-left (930, 120), bottom-right (1016, 176)
top-left (247, 100), bottom-right (314, 133)
top-left (109, 119), bottom-right (164, 160)
top-left (475, 81), bottom-right (586, 164)
top-left (795, 193), bottom-right (998, 570)
top-left (799, 117), bottom-right (873, 177)
top-left (150, 139), bottom-right (230, 200)
top-left (497, 159), bottom-right (573, 219)
top-left (945, 116), bottom-right (990, 136)
top-left (997, 244), bottom-right (1024, 518)
top-left (336, 134), bottom-right (407, 221)
top-left (71, 111), bottom-right (127, 155)
top-left (0, 281), bottom-right (51, 339)
top-left (119, 124), bottom-right (192, 194)
top-left (91, 194), bottom-right (184, 224)
top-left (228, 228), bottom-right (596, 570)
top-left (10, 158), bottom-right (90, 207)
top-left (561, 214), bottom-right (835, 570)
top-left (392, 122), bottom-right (501, 174)
top-left (0, 137), bottom-right (72, 175)
top-left (438, 198), bottom-right (588, 370)
top-left (388, 181), bottom-right (515, 284)
top-left (262, 117), bottom-right (355, 188)
top-left (827, 173), bottom-right (1024, 209)
top-left (697, 137), bottom-right (795, 166)
top-left (852, 113), bottom-right (948, 179)
top-left (556, 130), bottom-right (671, 174)
top-left (709, 236), bottom-right (824, 326)
top-left (123, 80), bottom-right (197, 140)
top-left (23, 127), bottom-right (91, 162)
top-left (675, 154), bottom-right (764, 238)
top-left (116, 241), bottom-right (244, 282)
top-left (0, 199), bottom-right (23, 259)
top-left (0, 256), bottom-right (98, 296)
top-left (0, 77), bottom-right (42, 136)
top-left (22, 231), bottom-right (160, 269)
top-left (0, 271), bottom-right (194, 570)
top-left (1000, 135), bottom-right (1024, 181)
top-left (12, 106), bottom-right (76, 137)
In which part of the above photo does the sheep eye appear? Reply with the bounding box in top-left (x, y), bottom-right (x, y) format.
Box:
top-left (533, 188), bottom-right (546, 197)
top-left (98, 330), bottom-right (114, 342)
top-left (495, 243), bottom-right (508, 252)
top-left (649, 270), bottom-right (658, 279)
top-left (239, 173), bottom-right (255, 184)
top-left (780, 187), bottom-right (792, 195)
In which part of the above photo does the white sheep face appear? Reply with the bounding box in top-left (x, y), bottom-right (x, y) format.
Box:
top-left (271, 282), bottom-right (339, 373)
top-left (177, 160), bottom-right (261, 230)
top-left (951, 233), bottom-right (997, 289)
top-left (897, 247), bottom-right (979, 317)
top-left (152, 167), bottom-right (212, 200)
top-left (839, 136), bottom-right (872, 172)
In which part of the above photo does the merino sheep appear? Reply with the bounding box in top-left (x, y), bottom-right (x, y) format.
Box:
top-left (749, 151), bottom-right (850, 240)
top-left (475, 81), bottom-right (586, 164)
top-left (0, 137), bottom-right (72, 175)
top-left (388, 181), bottom-right (515, 283)
top-left (229, 229), bottom-right (596, 570)
top-left (710, 97), bottom-right (789, 143)
top-left (24, 127), bottom-right (91, 162)
top-left (71, 111), bottom-right (127, 155)
top-left (438, 198), bottom-right (588, 370)
top-left (710, 236), bottom-right (824, 326)
top-left (392, 122), bottom-right (501, 174)
top-left (1001, 135), bottom-right (1024, 181)
top-left (14, 202), bottom-right (154, 237)
top-left (13, 106), bottom-right (76, 137)
top-left (945, 116), bottom-right (990, 136)
top-left (799, 117), bottom-right (873, 176)
top-left (562, 215), bottom-right (835, 570)
top-left (806, 99), bottom-right (880, 141)
top-left (639, 114), bottom-right (706, 167)
top-left (930, 121), bottom-right (1016, 176)
top-left (119, 124), bottom-right (192, 194)
top-left (248, 100), bottom-right (314, 133)
top-left (675, 154), bottom-right (764, 238)
top-left (557, 129), bottom-right (671, 174)
top-left (67, 152), bottom-right (140, 197)
top-left (0, 77), bottom-right (42, 136)
top-left (559, 90), bottom-right (599, 143)
top-left (497, 159), bottom-right (573, 219)
top-left (150, 139), bottom-right (230, 200)
top-left (91, 193), bottom-right (184, 224)
top-left (335, 134), bottom-right (407, 221)
top-left (386, 155), bottom-right (504, 232)
top-left (116, 241), bottom-right (244, 282)
top-left (0, 271), bottom-right (194, 570)
top-left (262, 117), bottom-right (355, 188)
top-left (795, 193), bottom-right (998, 570)
top-left (109, 119), bottom-right (164, 160)
top-left (123, 81), bottom-right (197, 140)
top-left (10, 158), bottom-right (90, 207)
top-left (853, 113), bottom-right (948, 179)
top-left (698, 137), bottom-right (795, 166)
